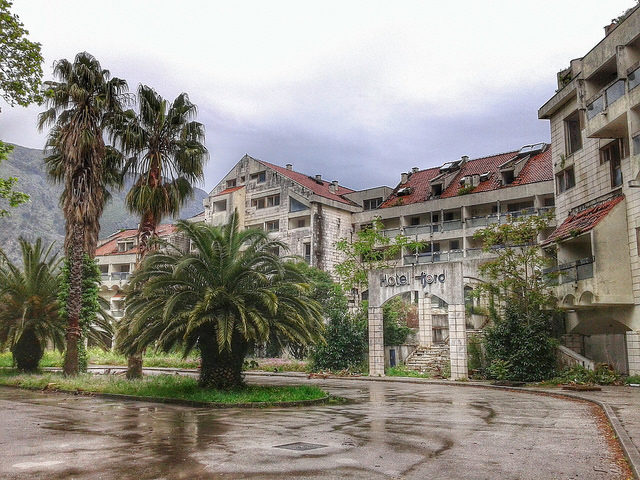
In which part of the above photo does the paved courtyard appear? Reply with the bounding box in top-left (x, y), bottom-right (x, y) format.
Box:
top-left (0, 376), bottom-right (627, 479)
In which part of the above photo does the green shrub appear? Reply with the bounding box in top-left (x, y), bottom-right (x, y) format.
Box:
top-left (383, 297), bottom-right (413, 346)
top-left (552, 364), bottom-right (622, 385)
top-left (310, 314), bottom-right (366, 372)
top-left (625, 375), bottom-right (640, 385)
top-left (386, 365), bottom-right (430, 378)
top-left (487, 359), bottom-right (511, 381)
top-left (484, 304), bottom-right (558, 382)
top-left (467, 334), bottom-right (485, 376)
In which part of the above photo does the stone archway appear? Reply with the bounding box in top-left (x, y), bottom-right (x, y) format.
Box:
top-left (367, 263), bottom-right (468, 380)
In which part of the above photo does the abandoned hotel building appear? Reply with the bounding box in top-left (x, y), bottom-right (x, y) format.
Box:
top-left (95, 7), bottom-right (640, 377)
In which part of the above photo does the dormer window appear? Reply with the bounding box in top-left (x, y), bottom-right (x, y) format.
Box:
top-left (250, 171), bottom-right (267, 183)
top-left (431, 183), bottom-right (443, 197)
top-left (117, 240), bottom-right (135, 253)
top-left (226, 179), bottom-right (237, 188)
top-left (397, 187), bottom-right (413, 196)
top-left (502, 170), bottom-right (515, 185)
top-left (480, 172), bottom-right (491, 182)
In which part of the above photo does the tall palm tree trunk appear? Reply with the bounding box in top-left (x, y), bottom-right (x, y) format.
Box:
top-left (126, 167), bottom-right (160, 379)
top-left (199, 331), bottom-right (248, 389)
top-left (63, 223), bottom-right (84, 376)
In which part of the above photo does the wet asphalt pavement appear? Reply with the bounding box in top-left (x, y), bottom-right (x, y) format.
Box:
top-left (0, 375), bottom-right (625, 479)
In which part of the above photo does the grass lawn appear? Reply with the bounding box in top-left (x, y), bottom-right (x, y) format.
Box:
top-left (385, 365), bottom-right (431, 379)
top-left (0, 370), bottom-right (327, 404)
top-left (0, 350), bottom-right (308, 372)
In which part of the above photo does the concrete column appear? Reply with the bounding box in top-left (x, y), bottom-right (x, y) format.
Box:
top-left (461, 205), bottom-right (469, 256)
top-left (533, 194), bottom-right (543, 209)
top-left (418, 295), bottom-right (433, 347)
top-left (626, 331), bottom-right (640, 375)
top-left (448, 304), bottom-right (468, 380)
top-left (368, 306), bottom-right (385, 376)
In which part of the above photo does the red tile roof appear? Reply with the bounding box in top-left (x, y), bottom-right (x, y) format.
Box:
top-left (380, 146), bottom-right (553, 208)
top-left (542, 195), bottom-right (624, 245)
top-left (258, 160), bottom-right (357, 206)
top-left (215, 185), bottom-right (244, 196)
top-left (96, 224), bottom-right (177, 256)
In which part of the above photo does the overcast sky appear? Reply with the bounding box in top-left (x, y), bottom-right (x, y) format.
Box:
top-left (0, 0), bottom-right (634, 191)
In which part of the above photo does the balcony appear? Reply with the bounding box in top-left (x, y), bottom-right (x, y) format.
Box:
top-left (403, 249), bottom-right (464, 265)
top-left (111, 310), bottom-right (124, 318)
top-left (585, 77), bottom-right (630, 138)
top-left (544, 257), bottom-right (595, 285)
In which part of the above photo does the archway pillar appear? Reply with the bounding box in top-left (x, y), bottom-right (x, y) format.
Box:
top-left (448, 304), bottom-right (468, 380)
top-left (417, 294), bottom-right (433, 347)
top-left (368, 306), bottom-right (385, 376)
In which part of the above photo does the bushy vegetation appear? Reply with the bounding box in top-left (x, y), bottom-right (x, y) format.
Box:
top-left (545, 364), bottom-right (623, 386)
top-left (310, 313), bottom-right (367, 372)
top-left (382, 297), bottom-right (413, 346)
top-left (0, 370), bottom-right (327, 404)
top-left (386, 365), bottom-right (430, 378)
top-left (484, 305), bottom-right (558, 382)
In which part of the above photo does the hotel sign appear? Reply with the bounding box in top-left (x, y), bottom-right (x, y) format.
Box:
top-left (380, 271), bottom-right (445, 288)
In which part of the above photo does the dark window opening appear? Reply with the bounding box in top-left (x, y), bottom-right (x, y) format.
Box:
top-left (226, 178), bottom-right (237, 188)
top-left (564, 110), bottom-right (582, 155)
top-left (363, 197), bottom-right (383, 210)
top-left (556, 167), bottom-right (575, 193)
top-left (410, 216), bottom-right (420, 226)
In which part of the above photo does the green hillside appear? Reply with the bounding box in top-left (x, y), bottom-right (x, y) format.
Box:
top-left (0, 144), bottom-right (208, 262)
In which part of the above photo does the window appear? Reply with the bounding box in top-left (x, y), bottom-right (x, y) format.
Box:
top-left (265, 220), bottom-right (279, 232)
top-left (544, 197), bottom-right (555, 207)
top-left (226, 179), bottom-right (237, 188)
top-left (600, 140), bottom-right (624, 187)
top-left (564, 111), bottom-right (582, 155)
top-left (431, 183), bottom-right (443, 197)
top-left (431, 214), bottom-right (439, 223)
top-left (296, 218), bottom-right (306, 228)
top-left (450, 240), bottom-right (460, 250)
top-left (304, 243), bottom-right (311, 264)
top-left (117, 241), bottom-right (135, 253)
top-left (251, 194), bottom-right (280, 209)
top-left (501, 170), bottom-right (515, 185)
top-left (444, 212), bottom-right (455, 221)
top-left (556, 167), bottom-right (575, 193)
top-left (410, 216), bottom-right (420, 226)
top-left (289, 197), bottom-right (307, 212)
top-left (363, 197), bottom-right (383, 210)
top-left (611, 155), bottom-right (623, 187)
top-left (250, 171), bottom-right (266, 183)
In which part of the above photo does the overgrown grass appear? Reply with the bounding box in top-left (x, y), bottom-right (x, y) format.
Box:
top-left (385, 365), bottom-right (431, 379)
top-left (625, 375), bottom-right (640, 385)
top-left (0, 349), bottom-right (200, 369)
top-left (244, 358), bottom-right (309, 372)
top-left (0, 370), bottom-right (327, 404)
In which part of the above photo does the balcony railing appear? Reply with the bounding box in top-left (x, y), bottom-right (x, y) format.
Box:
top-left (111, 310), bottom-right (124, 318)
top-left (101, 272), bottom-right (131, 282)
top-left (586, 78), bottom-right (626, 120)
top-left (544, 257), bottom-right (594, 285)
top-left (629, 65), bottom-right (640, 92)
top-left (380, 208), bottom-right (553, 238)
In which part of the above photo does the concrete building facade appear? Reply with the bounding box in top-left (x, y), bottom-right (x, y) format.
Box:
top-left (538, 6), bottom-right (640, 374)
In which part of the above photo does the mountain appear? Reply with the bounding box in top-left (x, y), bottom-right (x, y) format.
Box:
top-left (0, 144), bottom-right (209, 262)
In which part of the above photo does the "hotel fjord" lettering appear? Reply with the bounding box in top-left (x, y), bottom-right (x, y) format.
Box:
top-left (380, 271), bottom-right (446, 288)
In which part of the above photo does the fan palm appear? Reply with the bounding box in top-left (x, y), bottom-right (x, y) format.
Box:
top-left (0, 239), bottom-right (63, 371)
top-left (113, 84), bottom-right (207, 378)
top-left (117, 215), bottom-right (324, 389)
top-left (38, 52), bottom-right (128, 375)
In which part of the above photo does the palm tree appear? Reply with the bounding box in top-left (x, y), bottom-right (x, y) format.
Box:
top-left (117, 216), bottom-right (324, 389)
top-left (0, 239), bottom-right (64, 371)
top-left (113, 84), bottom-right (207, 378)
top-left (38, 52), bottom-right (128, 375)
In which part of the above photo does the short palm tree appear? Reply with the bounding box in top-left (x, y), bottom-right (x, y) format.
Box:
top-left (113, 84), bottom-right (207, 378)
top-left (117, 216), bottom-right (324, 389)
top-left (38, 52), bottom-right (128, 375)
top-left (0, 239), bottom-right (64, 371)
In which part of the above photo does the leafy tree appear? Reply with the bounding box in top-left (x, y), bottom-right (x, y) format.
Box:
top-left (57, 255), bottom-right (113, 372)
top-left (472, 214), bottom-right (556, 314)
top-left (0, 142), bottom-right (28, 216)
top-left (0, 0), bottom-right (43, 108)
top-left (112, 84), bottom-right (207, 378)
top-left (382, 297), bottom-right (413, 346)
top-left (38, 52), bottom-right (128, 375)
top-left (0, 239), bottom-right (64, 371)
top-left (117, 216), bottom-right (324, 389)
top-left (473, 214), bottom-right (559, 381)
top-left (335, 218), bottom-right (423, 301)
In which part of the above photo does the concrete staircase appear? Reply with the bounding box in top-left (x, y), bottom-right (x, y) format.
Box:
top-left (404, 344), bottom-right (450, 376)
